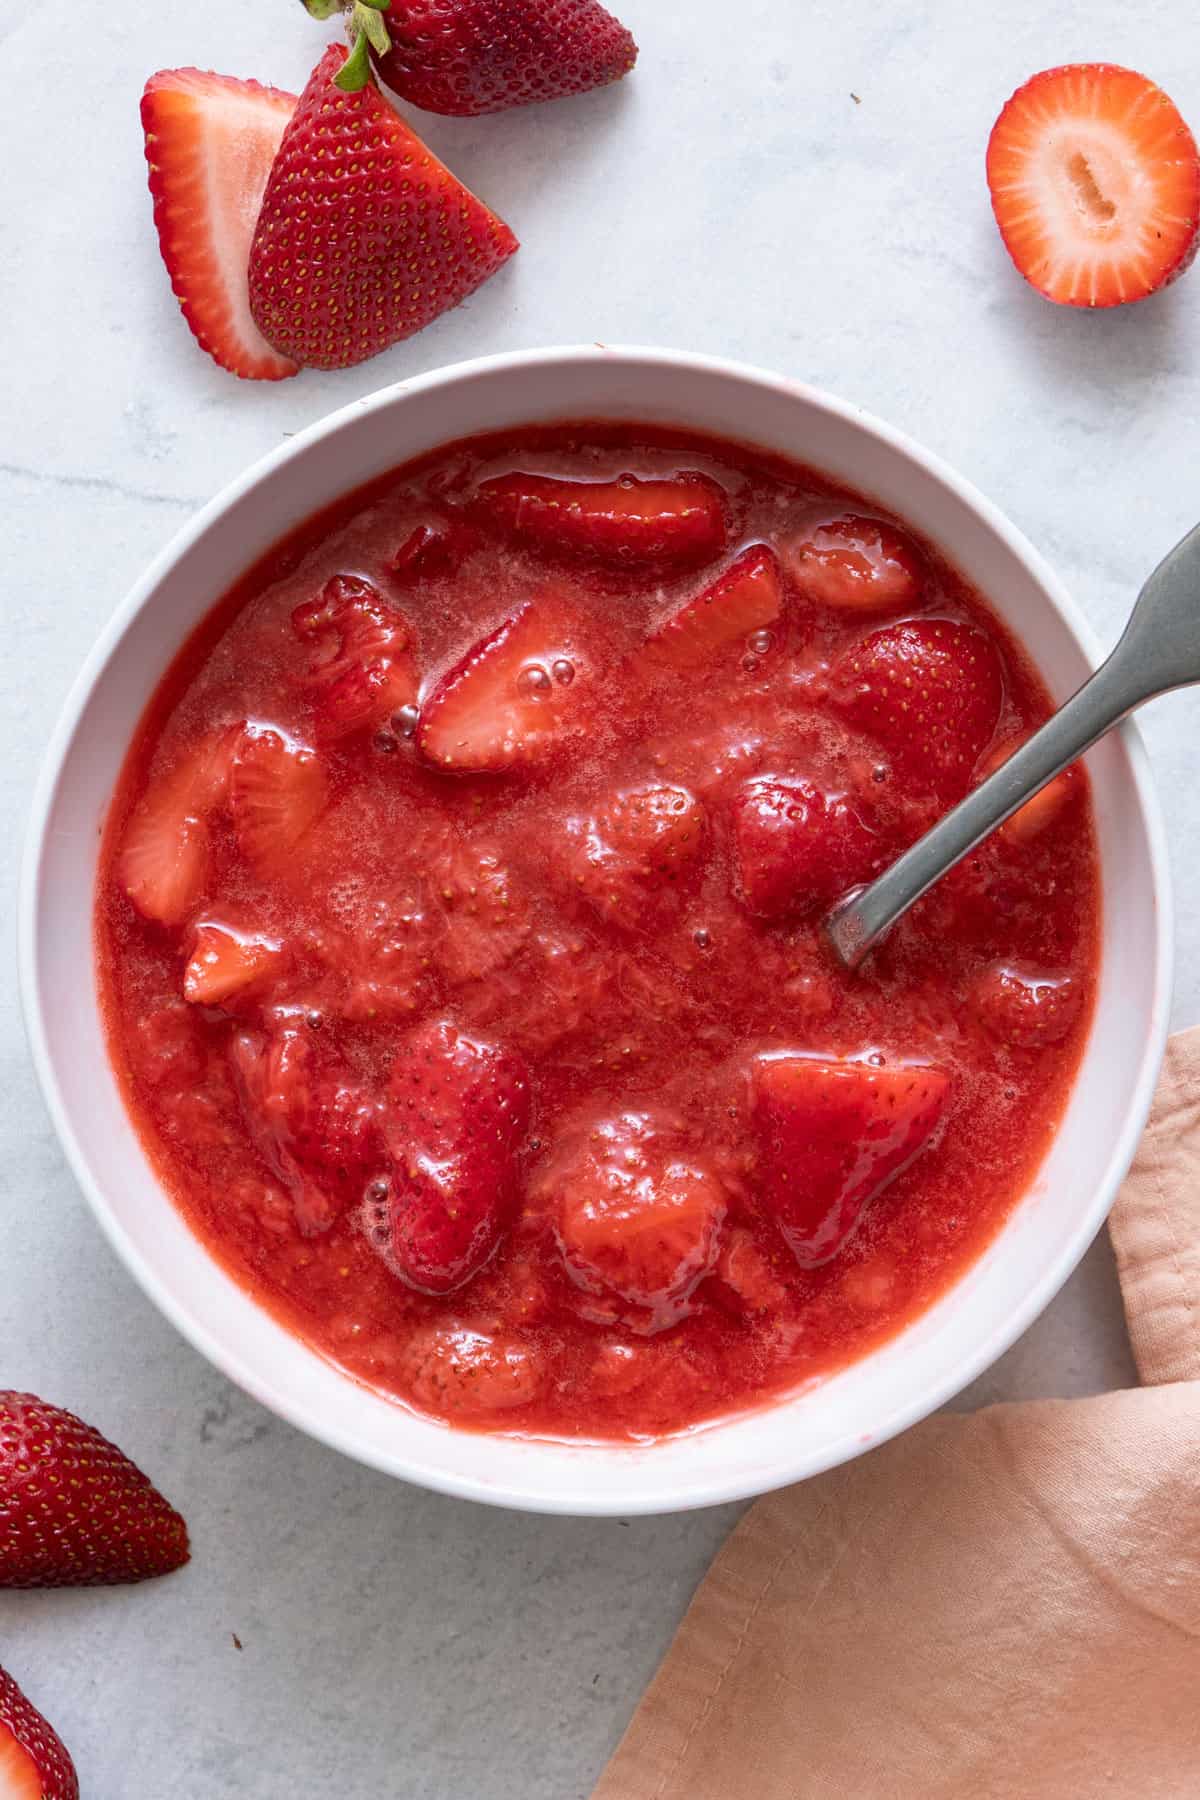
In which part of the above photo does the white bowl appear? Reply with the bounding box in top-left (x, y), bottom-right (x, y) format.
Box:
top-left (20, 347), bottom-right (1172, 1515)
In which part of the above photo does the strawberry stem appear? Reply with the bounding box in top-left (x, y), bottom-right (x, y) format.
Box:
top-left (301, 0), bottom-right (341, 17)
top-left (333, 0), bottom-right (392, 90)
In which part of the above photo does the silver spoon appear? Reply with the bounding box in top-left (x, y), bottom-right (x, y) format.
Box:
top-left (826, 522), bottom-right (1200, 969)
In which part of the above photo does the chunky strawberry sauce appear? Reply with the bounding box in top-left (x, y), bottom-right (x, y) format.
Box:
top-left (96, 425), bottom-right (1099, 1441)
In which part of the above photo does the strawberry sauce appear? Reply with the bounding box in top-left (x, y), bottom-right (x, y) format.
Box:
top-left (96, 424), bottom-right (1100, 1441)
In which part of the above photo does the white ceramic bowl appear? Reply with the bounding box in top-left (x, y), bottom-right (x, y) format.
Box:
top-left (21, 347), bottom-right (1172, 1515)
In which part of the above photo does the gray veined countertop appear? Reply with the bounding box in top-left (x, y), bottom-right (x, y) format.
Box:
top-left (1, 1), bottom-right (1192, 1793)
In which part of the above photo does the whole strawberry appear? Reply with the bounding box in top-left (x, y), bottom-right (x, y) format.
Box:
top-left (0, 1667), bottom-right (79, 1800)
top-left (249, 44), bottom-right (518, 369)
top-left (0, 1393), bottom-right (189, 1587)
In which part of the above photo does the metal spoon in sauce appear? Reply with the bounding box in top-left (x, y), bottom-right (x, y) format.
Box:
top-left (826, 522), bottom-right (1200, 969)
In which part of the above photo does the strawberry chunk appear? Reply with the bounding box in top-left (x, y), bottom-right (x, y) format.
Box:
top-left (987, 64), bottom-right (1200, 308)
top-left (378, 1018), bottom-right (531, 1294)
top-left (292, 575), bottom-right (418, 741)
top-left (752, 1057), bottom-right (950, 1266)
top-left (561, 782), bottom-right (707, 923)
top-left (643, 545), bottom-right (784, 669)
top-left (183, 922), bottom-right (283, 1007)
top-left (417, 599), bottom-right (590, 773)
top-left (473, 472), bottom-right (728, 570)
top-left (427, 833), bottom-right (531, 982)
top-left (230, 726), bottom-right (327, 867)
top-left (978, 735), bottom-right (1079, 845)
top-left (830, 619), bottom-right (1004, 801)
top-left (970, 964), bottom-right (1083, 1048)
top-left (787, 514), bottom-right (924, 612)
top-left (118, 728), bottom-right (238, 927)
top-left (731, 776), bottom-right (883, 920)
top-left (388, 522), bottom-right (481, 585)
top-left (0, 1665), bottom-right (78, 1799)
top-left (394, 1326), bottom-right (545, 1417)
top-left (141, 70), bottom-right (299, 380)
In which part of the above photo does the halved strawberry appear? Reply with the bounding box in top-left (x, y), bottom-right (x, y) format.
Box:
top-left (970, 964), bottom-right (1083, 1048)
top-left (388, 522), bottom-right (481, 585)
top-left (230, 726), bottom-right (326, 868)
top-left (417, 599), bottom-right (589, 772)
top-left (986, 64), bottom-right (1200, 308)
top-left (830, 619), bottom-right (1004, 802)
top-left (0, 1668), bottom-right (78, 1799)
top-left (978, 735), bottom-right (1079, 845)
top-left (643, 545), bottom-right (783, 669)
top-left (183, 922), bottom-right (283, 1006)
top-left (731, 776), bottom-right (884, 920)
top-left (141, 70), bottom-right (299, 380)
top-left (377, 1018), bottom-right (531, 1294)
top-left (473, 472), bottom-right (728, 570)
top-left (118, 728), bottom-right (238, 927)
top-left (752, 1057), bottom-right (950, 1266)
top-left (787, 514), bottom-right (925, 612)
top-left (291, 575), bottom-right (418, 741)
top-left (560, 782), bottom-right (707, 923)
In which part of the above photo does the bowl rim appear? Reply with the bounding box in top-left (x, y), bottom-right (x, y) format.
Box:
top-left (18, 344), bottom-right (1174, 1514)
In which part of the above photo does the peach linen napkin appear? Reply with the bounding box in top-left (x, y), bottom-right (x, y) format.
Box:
top-left (593, 1027), bottom-right (1200, 1800)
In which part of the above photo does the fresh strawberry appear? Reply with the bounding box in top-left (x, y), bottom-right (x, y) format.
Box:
top-left (141, 70), bottom-right (298, 381)
top-left (231, 1027), bottom-right (383, 1234)
top-left (291, 574), bottom-right (418, 741)
top-left (248, 46), bottom-right (517, 370)
top-left (473, 472), bottom-right (728, 570)
top-left (986, 64), bottom-right (1200, 307)
top-left (183, 922), bottom-right (283, 1006)
top-left (230, 726), bottom-right (326, 867)
top-left (118, 728), bottom-right (238, 926)
top-left (388, 521), bottom-right (480, 585)
top-left (643, 545), bottom-right (784, 670)
top-left (561, 782), bottom-right (707, 922)
top-left (830, 619), bottom-right (1004, 801)
top-left (540, 1112), bottom-right (726, 1334)
top-left (752, 1057), bottom-right (950, 1266)
top-left (417, 598), bottom-right (589, 772)
top-left (367, 0), bottom-right (638, 117)
top-left (787, 514), bottom-right (925, 612)
top-left (0, 1668), bottom-right (78, 1800)
top-left (395, 1325), bottom-right (545, 1416)
top-left (970, 964), bottom-right (1083, 1048)
top-left (0, 1391), bottom-right (188, 1587)
top-left (731, 776), bottom-right (884, 920)
top-left (978, 735), bottom-right (1079, 845)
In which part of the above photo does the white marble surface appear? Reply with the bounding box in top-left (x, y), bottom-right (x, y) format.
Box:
top-left (2, 1), bottom-right (1197, 1793)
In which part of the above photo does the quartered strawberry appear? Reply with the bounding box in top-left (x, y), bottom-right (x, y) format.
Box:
top-left (417, 599), bottom-right (589, 772)
top-left (986, 64), bottom-right (1200, 308)
top-left (787, 514), bottom-right (925, 612)
top-left (230, 726), bottom-right (326, 868)
top-left (183, 922), bottom-right (283, 1007)
top-left (731, 776), bottom-right (884, 920)
top-left (752, 1057), bottom-right (950, 1267)
top-left (141, 69), bottom-right (299, 381)
top-left (560, 782), bottom-right (707, 923)
top-left (970, 964), bottom-right (1083, 1048)
top-left (248, 46), bottom-right (517, 370)
top-left (291, 574), bottom-right (418, 741)
top-left (0, 1668), bottom-right (78, 1800)
top-left (473, 472), bottom-right (728, 570)
top-left (541, 1112), bottom-right (726, 1334)
top-left (0, 1391), bottom-right (189, 1588)
top-left (118, 727), bottom-right (238, 927)
top-left (978, 735), bottom-right (1079, 845)
top-left (388, 521), bottom-right (481, 585)
top-left (830, 619), bottom-right (1004, 802)
top-left (377, 1017), bottom-right (531, 1293)
top-left (231, 1027), bottom-right (383, 1235)
top-left (367, 0), bottom-right (638, 117)
top-left (643, 545), bottom-right (784, 670)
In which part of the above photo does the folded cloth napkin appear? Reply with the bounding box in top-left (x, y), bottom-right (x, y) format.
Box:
top-left (593, 1027), bottom-right (1200, 1800)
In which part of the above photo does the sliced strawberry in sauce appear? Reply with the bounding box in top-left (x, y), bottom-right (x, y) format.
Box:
top-left (978, 735), bottom-right (1079, 845)
top-left (231, 1026), bottom-right (383, 1235)
top-left (562, 782), bottom-right (707, 923)
top-left (230, 726), bottom-right (327, 867)
top-left (417, 599), bottom-right (589, 773)
top-left (394, 1325), bottom-right (545, 1417)
top-left (830, 619), bottom-right (1004, 801)
top-left (787, 514), bottom-right (925, 612)
top-left (731, 776), bottom-right (884, 920)
top-left (388, 521), bottom-right (481, 584)
top-left (473, 471), bottom-right (728, 570)
top-left (118, 727), bottom-right (238, 926)
top-left (752, 1056), bottom-right (951, 1267)
top-left (183, 922), bottom-right (283, 1006)
top-left (377, 1017), bottom-right (531, 1294)
top-left (291, 574), bottom-right (418, 741)
top-left (970, 964), bottom-right (1083, 1048)
top-left (643, 544), bottom-right (784, 669)
top-left (427, 832), bottom-right (531, 982)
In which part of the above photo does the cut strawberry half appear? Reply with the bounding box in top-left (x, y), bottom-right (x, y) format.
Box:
top-left (473, 472), bottom-right (728, 570)
top-left (787, 514), bottom-right (924, 612)
top-left (731, 776), bottom-right (884, 920)
top-left (184, 922), bottom-right (283, 1006)
top-left (0, 1668), bottom-right (78, 1799)
top-left (560, 782), bottom-right (707, 923)
top-left (752, 1056), bottom-right (951, 1266)
top-left (643, 545), bottom-right (783, 669)
top-left (417, 599), bottom-right (590, 772)
top-left (118, 728), bottom-right (238, 926)
top-left (141, 69), bottom-right (299, 379)
top-left (291, 575), bottom-right (418, 741)
top-left (986, 64), bottom-right (1200, 308)
top-left (969, 964), bottom-right (1083, 1049)
top-left (230, 726), bottom-right (327, 867)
